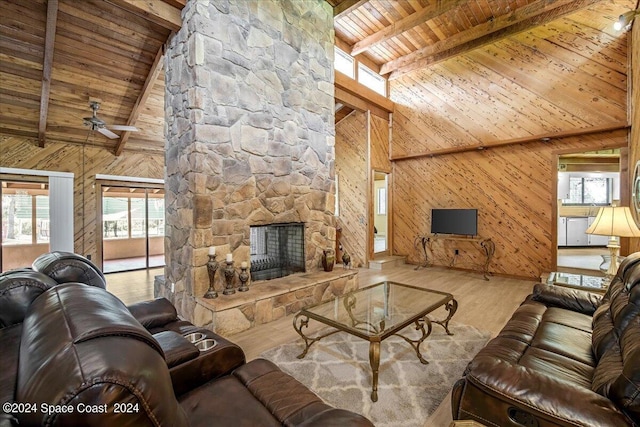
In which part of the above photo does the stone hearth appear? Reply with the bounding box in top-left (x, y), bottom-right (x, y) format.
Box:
top-left (156, 269), bottom-right (358, 336)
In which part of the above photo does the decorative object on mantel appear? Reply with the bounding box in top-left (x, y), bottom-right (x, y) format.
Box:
top-left (238, 261), bottom-right (249, 292)
top-left (586, 206), bottom-right (640, 284)
top-left (223, 254), bottom-right (236, 295)
top-left (341, 250), bottom-right (351, 269)
top-left (322, 248), bottom-right (335, 272)
top-left (204, 247), bottom-right (218, 299)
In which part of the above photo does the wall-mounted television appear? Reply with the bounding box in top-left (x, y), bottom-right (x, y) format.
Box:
top-left (431, 208), bottom-right (478, 236)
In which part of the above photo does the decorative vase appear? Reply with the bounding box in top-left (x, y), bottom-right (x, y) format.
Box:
top-left (342, 251), bottom-right (351, 269)
top-left (322, 249), bottom-right (335, 272)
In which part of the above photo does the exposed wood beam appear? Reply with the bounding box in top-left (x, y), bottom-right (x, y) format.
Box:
top-left (383, 0), bottom-right (601, 78)
top-left (335, 71), bottom-right (394, 113)
top-left (38, 0), bottom-right (58, 148)
top-left (391, 123), bottom-right (630, 161)
top-left (334, 0), bottom-right (369, 19)
top-left (335, 86), bottom-right (387, 119)
top-left (351, 0), bottom-right (467, 56)
top-left (114, 45), bottom-right (164, 156)
top-left (106, 0), bottom-right (182, 31)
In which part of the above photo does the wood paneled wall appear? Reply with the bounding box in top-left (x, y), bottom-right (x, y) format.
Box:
top-left (0, 136), bottom-right (164, 262)
top-left (335, 111), bottom-right (368, 267)
top-left (390, 6), bottom-right (632, 279)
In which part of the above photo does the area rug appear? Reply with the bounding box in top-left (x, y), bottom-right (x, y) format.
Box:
top-left (259, 322), bottom-right (491, 427)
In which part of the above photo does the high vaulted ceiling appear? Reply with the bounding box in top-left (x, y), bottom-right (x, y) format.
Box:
top-left (329, 0), bottom-right (637, 79)
top-left (0, 0), bottom-right (636, 156)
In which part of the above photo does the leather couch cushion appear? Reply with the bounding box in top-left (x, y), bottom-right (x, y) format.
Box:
top-left (15, 283), bottom-right (188, 427)
top-left (32, 251), bottom-right (106, 288)
top-left (128, 297), bottom-right (179, 329)
top-left (179, 359), bottom-right (373, 427)
top-left (180, 375), bottom-right (281, 427)
top-left (0, 270), bottom-right (58, 327)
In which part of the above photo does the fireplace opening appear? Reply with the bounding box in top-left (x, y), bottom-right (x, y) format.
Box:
top-left (250, 223), bottom-right (305, 281)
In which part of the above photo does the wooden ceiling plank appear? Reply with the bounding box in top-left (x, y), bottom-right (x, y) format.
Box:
top-left (114, 45), bottom-right (165, 156)
top-left (38, 0), bottom-right (58, 148)
top-left (384, 0), bottom-right (602, 78)
top-left (105, 0), bottom-right (182, 31)
top-left (351, 0), bottom-right (467, 56)
top-left (335, 0), bottom-right (370, 19)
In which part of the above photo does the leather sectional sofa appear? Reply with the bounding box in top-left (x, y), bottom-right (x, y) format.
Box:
top-left (0, 252), bottom-right (373, 427)
top-left (452, 252), bottom-right (640, 426)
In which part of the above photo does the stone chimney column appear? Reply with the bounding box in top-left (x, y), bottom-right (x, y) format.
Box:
top-left (162, 0), bottom-right (335, 323)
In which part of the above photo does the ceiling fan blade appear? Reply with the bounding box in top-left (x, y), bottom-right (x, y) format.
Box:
top-left (98, 127), bottom-right (119, 139)
top-left (109, 125), bottom-right (139, 132)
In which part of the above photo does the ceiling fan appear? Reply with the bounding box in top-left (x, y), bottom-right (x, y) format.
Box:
top-left (83, 101), bottom-right (138, 139)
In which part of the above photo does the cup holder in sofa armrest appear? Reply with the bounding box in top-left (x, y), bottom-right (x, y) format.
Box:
top-left (167, 330), bottom-right (246, 397)
top-left (195, 338), bottom-right (217, 351)
top-left (184, 332), bottom-right (206, 343)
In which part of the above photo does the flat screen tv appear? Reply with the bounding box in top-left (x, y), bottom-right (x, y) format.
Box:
top-left (431, 208), bottom-right (478, 236)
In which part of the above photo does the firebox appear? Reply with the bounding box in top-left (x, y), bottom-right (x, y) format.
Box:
top-left (250, 223), bottom-right (305, 281)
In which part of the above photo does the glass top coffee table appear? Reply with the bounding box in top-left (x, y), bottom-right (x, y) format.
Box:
top-left (293, 281), bottom-right (458, 401)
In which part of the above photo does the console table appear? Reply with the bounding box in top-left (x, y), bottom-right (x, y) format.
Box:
top-left (414, 234), bottom-right (495, 280)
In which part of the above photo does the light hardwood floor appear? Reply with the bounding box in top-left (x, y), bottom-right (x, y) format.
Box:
top-left (107, 264), bottom-right (537, 427)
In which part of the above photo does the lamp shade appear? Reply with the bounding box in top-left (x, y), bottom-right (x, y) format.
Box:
top-left (585, 206), bottom-right (640, 237)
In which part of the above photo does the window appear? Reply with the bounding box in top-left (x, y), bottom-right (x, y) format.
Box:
top-left (334, 47), bottom-right (354, 78)
top-left (358, 63), bottom-right (386, 96)
top-left (566, 177), bottom-right (611, 205)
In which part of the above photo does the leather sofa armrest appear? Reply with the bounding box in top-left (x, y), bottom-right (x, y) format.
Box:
top-left (465, 355), bottom-right (631, 427)
top-left (128, 297), bottom-right (179, 329)
top-left (531, 283), bottom-right (601, 315)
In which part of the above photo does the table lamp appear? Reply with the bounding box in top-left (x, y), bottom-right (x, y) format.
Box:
top-left (586, 206), bottom-right (640, 281)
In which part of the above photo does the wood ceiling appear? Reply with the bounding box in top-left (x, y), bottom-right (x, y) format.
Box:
top-left (329, 0), bottom-right (636, 80)
top-left (0, 0), bottom-right (636, 155)
top-left (0, 0), bottom-right (183, 155)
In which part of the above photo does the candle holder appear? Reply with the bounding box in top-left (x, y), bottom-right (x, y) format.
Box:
top-left (223, 260), bottom-right (236, 295)
top-left (238, 264), bottom-right (249, 292)
top-left (204, 254), bottom-right (219, 299)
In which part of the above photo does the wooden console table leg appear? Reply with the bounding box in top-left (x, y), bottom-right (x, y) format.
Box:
top-left (414, 235), bottom-right (431, 270)
top-left (480, 239), bottom-right (495, 281)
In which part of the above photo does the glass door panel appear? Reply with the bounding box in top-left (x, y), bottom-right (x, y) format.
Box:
top-left (102, 185), bottom-right (164, 273)
top-left (1, 180), bottom-right (50, 271)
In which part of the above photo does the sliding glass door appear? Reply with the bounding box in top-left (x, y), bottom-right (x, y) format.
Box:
top-left (101, 185), bottom-right (165, 273)
top-left (1, 180), bottom-right (50, 271)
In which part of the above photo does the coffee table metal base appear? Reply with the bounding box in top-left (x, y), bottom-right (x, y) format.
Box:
top-left (293, 299), bottom-right (458, 402)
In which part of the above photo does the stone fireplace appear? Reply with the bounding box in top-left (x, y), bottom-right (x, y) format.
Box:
top-left (159, 0), bottom-right (346, 330)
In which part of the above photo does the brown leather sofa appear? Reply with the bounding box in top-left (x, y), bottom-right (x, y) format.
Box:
top-left (452, 252), bottom-right (640, 427)
top-left (0, 253), bottom-right (373, 427)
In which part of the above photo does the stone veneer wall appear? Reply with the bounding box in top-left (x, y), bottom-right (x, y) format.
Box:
top-left (163, 0), bottom-right (336, 324)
